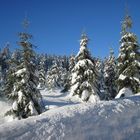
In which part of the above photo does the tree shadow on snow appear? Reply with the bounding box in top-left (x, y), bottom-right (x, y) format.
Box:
top-left (43, 99), bottom-right (79, 109)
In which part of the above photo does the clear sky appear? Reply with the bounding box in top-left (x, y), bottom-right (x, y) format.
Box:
top-left (0, 0), bottom-right (140, 58)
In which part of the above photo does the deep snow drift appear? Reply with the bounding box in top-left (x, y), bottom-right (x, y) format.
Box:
top-left (0, 90), bottom-right (140, 140)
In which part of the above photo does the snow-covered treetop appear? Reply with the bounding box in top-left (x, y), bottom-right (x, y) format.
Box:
top-left (18, 17), bottom-right (32, 43)
top-left (76, 33), bottom-right (91, 61)
top-left (121, 14), bottom-right (132, 35)
top-left (80, 33), bottom-right (89, 46)
top-left (120, 13), bottom-right (139, 48)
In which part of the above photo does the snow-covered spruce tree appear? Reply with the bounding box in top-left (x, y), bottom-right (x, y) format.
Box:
top-left (46, 54), bottom-right (56, 70)
top-left (70, 33), bottom-right (99, 102)
top-left (46, 61), bottom-right (62, 90)
top-left (95, 58), bottom-right (107, 100)
top-left (60, 65), bottom-right (68, 92)
top-left (104, 48), bottom-right (117, 99)
top-left (61, 55), bottom-right (75, 92)
top-left (0, 43), bottom-right (11, 96)
top-left (117, 14), bottom-right (140, 94)
top-left (38, 55), bottom-right (47, 89)
top-left (62, 55), bottom-right (69, 71)
top-left (0, 44), bottom-right (11, 78)
top-left (6, 18), bottom-right (44, 119)
top-left (69, 55), bottom-right (75, 72)
top-left (4, 49), bottom-right (21, 99)
top-left (68, 54), bottom-right (75, 87)
top-left (53, 58), bottom-right (68, 90)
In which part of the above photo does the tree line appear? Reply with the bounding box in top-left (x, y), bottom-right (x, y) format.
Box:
top-left (0, 13), bottom-right (140, 119)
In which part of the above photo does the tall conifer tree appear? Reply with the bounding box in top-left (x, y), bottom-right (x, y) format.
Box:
top-left (6, 17), bottom-right (44, 119)
top-left (70, 33), bottom-right (99, 101)
top-left (104, 48), bottom-right (117, 99)
top-left (117, 13), bottom-right (140, 94)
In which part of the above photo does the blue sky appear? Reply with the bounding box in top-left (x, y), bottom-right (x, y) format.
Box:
top-left (0, 0), bottom-right (140, 58)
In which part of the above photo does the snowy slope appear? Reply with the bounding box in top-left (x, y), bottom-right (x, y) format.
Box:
top-left (0, 92), bottom-right (140, 140)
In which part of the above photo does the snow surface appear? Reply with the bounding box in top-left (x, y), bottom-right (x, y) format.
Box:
top-left (88, 94), bottom-right (100, 103)
top-left (115, 87), bottom-right (133, 99)
top-left (1, 90), bottom-right (140, 139)
top-left (81, 90), bottom-right (90, 101)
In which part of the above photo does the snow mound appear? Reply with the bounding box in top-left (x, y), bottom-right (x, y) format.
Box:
top-left (1, 96), bottom-right (140, 140)
top-left (115, 87), bottom-right (133, 99)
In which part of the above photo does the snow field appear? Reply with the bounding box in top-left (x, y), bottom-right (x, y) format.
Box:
top-left (0, 90), bottom-right (140, 140)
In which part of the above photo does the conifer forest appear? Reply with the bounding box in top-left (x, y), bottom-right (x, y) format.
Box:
top-left (0, 1), bottom-right (140, 139)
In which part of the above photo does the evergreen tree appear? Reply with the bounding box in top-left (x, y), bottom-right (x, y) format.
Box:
top-left (60, 64), bottom-right (68, 91)
top-left (0, 43), bottom-right (11, 96)
top-left (68, 54), bottom-right (75, 88)
top-left (70, 33), bottom-right (99, 102)
top-left (69, 55), bottom-right (75, 72)
top-left (6, 18), bottom-right (44, 119)
top-left (95, 58), bottom-right (106, 99)
top-left (117, 14), bottom-right (140, 94)
top-left (4, 49), bottom-right (21, 98)
top-left (38, 55), bottom-right (47, 89)
top-left (62, 55), bottom-right (69, 71)
top-left (61, 55), bottom-right (75, 92)
top-left (46, 61), bottom-right (63, 90)
top-left (104, 48), bottom-right (117, 99)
